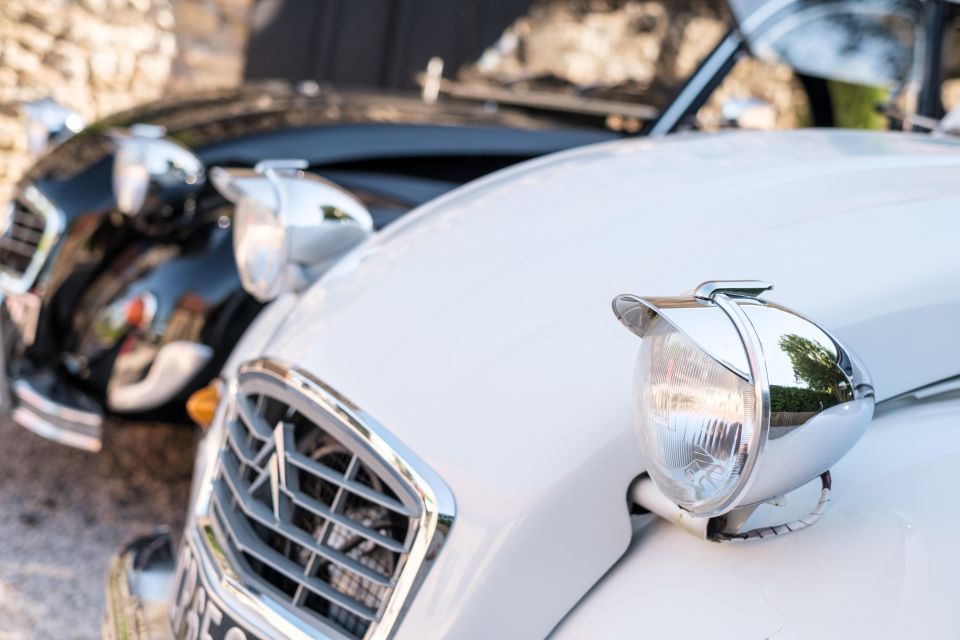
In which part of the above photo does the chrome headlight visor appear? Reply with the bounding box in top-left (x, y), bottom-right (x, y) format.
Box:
top-left (614, 280), bottom-right (874, 518)
top-left (211, 160), bottom-right (374, 302)
top-left (23, 97), bottom-right (84, 156)
top-left (110, 124), bottom-right (205, 217)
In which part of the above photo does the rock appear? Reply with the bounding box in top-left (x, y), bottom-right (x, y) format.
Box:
top-left (0, 0), bottom-right (251, 193)
top-left (173, 1), bottom-right (222, 38)
top-left (2, 41), bottom-right (43, 74)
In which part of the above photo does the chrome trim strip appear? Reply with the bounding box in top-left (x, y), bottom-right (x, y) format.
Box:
top-left (11, 378), bottom-right (103, 452)
top-left (192, 358), bottom-right (455, 640)
top-left (13, 378), bottom-right (103, 428)
top-left (11, 406), bottom-right (102, 452)
top-left (0, 185), bottom-right (65, 295)
top-left (709, 292), bottom-right (770, 516)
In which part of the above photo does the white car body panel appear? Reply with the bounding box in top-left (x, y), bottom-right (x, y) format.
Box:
top-left (220, 290), bottom-right (300, 386)
top-left (553, 395), bottom-right (960, 639)
top-left (246, 130), bottom-right (960, 638)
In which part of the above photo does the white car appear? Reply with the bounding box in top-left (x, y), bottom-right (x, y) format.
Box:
top-left (103, 126), bottom-right (960, 639)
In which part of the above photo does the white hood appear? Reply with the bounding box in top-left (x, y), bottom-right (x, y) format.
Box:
top-left (265, 129), bottom-right (960, 638)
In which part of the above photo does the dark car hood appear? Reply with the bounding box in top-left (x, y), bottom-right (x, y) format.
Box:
top-left (18, 82), bottom-right (618, 227)
top-left (24, 81), bottom-right (609, 185)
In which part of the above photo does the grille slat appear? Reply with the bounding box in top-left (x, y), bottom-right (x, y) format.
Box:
top-left (206, 365), bottom-right (439, 640)
top-left (286, 449), bottom-right (418, 518)
top-left (9, 225), bottom-right (42, 243)
top-left (12, 208), bottom-right (45, 230)
top-left (283, 483), bottom-right (409, 554)
top-left (225, 420), bottom-right (263, 475)
top-left (218, 450), bottom-right (396, 589)
top-left (236, 395), bottom-right (276, 441)
top-left (0, 236), bottom-right (39, 258)
top-left (210, 482), bottom-right (380, 622)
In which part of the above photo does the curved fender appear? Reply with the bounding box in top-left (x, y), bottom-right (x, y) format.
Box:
top-left (551, 395), bottom-right (960, 640)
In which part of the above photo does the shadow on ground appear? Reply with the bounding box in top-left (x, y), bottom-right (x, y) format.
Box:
top-left (0, 417), bottom-right (198, 640)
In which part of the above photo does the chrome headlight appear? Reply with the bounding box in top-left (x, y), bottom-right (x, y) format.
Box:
top-left (23, 97), bottom-right (84, 156)
top-left (615, 280), bottom-right (874, 519)
top-left (110, 124), bottom-right (205, 216)
top-left (211, 159), bottom-right (374, 302)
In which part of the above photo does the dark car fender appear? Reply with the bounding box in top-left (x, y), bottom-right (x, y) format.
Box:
top-left (62, 210), bottom-right (257, 421)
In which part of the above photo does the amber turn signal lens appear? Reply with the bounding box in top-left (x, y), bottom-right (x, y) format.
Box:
top-left (187, 380), bottom-right (221, 429)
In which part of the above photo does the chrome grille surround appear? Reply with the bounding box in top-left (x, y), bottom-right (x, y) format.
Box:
top-left (197, 358), bottom-right (455, 640)
top-left (0, 185), bottom-right (64, 295)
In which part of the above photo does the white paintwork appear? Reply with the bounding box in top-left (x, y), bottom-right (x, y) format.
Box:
top-left (553, 395), bottom-right (960, 639)
top-left (220, 291), bottom-right (300, 386)
top-left (247, 130), bottom-right (960, 638)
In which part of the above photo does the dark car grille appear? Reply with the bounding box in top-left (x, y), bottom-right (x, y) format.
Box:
top-left (206, 361), bottom-right (444, 640)
top-left (0, 189), bottom-right (58, 291)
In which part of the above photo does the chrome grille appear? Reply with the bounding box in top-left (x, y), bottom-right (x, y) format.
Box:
top-left (205, 360), bottom-right (453, 640)
top-left (0, 186), bottom-right (62, 294)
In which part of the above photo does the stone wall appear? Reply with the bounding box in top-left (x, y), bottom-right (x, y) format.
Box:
top-left (167, 0), bottom-right (251, 93)
top-left (472, 0), bottom-right (727, 93)
top-left (0, 0), bottom-right (252, 199)
top-left (0, 0), bottom-right (806, 201)
top-left (469, 0), bottom-right (807, 131)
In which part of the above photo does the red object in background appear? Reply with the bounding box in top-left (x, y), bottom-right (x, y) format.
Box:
top-left (125, 295), bottom-right (146, 329)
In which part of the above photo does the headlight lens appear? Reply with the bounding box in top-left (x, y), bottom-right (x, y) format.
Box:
top-left (234, 195), bottom-right (288, 301)
top-left (635, 315), bottom-right (756, 513)
top-left (211, 162), bottom-right (374, 302)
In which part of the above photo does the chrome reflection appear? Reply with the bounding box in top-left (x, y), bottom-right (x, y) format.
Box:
top-left (742, 302), bottom-right (862, 436)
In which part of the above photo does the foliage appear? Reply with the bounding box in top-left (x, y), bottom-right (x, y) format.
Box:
top-left (770, 384), bottom-right (838, 412)
top-left (828, 80), bottom-right (889, 130)
top-left (778, 333), bottom-right (843, 395)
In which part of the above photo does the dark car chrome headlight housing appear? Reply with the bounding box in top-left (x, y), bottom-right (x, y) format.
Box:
top-left (211, 160), bottom-right (374, 302)
top-left (110, 123), bottom-right (205, 218)
top-left (22, 97), bottom-right (85, 157)
top-left (614, 281), bottom-right (874, 519)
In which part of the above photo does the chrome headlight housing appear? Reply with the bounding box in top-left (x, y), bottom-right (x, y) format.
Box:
top-left (615, 280), bottom-right (874, 519)
top-left (110, 124), bottom-right (205, 217)
top-left (22, 97), bottom-right (85, 156)
top-left (211, 159), bottom-right (374, 302)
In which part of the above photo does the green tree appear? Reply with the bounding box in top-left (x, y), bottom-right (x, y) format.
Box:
top-left (777, 334), bottom-right (843, 396)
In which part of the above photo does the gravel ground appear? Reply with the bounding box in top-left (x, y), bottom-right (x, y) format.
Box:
top-left (0, 417), bottom-right (198, 640)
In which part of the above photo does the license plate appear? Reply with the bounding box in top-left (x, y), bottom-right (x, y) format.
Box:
top-left (170, 541), bottom-right (259, 640)
top-left (4, 292), bottom-right (40, 346)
